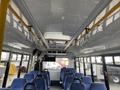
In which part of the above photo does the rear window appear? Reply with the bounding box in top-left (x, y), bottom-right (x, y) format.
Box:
top-left (43, 58), bottom-right (69, 69)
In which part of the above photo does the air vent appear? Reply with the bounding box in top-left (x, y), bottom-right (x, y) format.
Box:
top-left (47, 50), bottom-right (66, 55)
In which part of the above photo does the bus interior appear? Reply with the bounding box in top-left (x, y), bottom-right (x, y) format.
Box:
top-left (0, 0), bottom-right (120, 90)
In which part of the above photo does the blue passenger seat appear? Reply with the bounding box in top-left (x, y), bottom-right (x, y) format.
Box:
top-left (90, 83), bottom-right (107, 90)
top-left (29, 71), bottom-right (39, 78)
top-left (63, 72), bottom-right (74, 84)
top-left (82, 76), bottom-right (92, 90)
top-left (64, 75), bottom-right (74, 90)
top-left (43, 70), bottom-right (50, 85)
top-left (24, 73), bottom-right (34, 82)
top-left (40, 72), bottom-right (50, 90)
top-left (74, 73), bottom-right (84, 78)
top-left (68, 78), bottom-right (86, 90)
top-left (10, 78), bottom-right (26, 90)
top-left (24, 82), bottom-right (36, 90)
top-left (33, 74), bottom-right (47, 90)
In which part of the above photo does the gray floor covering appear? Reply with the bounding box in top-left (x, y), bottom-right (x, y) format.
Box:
top-left (50, 86), bottom-right (62, 90)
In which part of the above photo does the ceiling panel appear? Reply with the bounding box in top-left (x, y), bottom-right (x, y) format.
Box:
top-left (24, 0), bottom-right (100, 36)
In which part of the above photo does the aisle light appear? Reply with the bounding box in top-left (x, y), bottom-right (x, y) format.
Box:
top-left (7, 42), bottom-right (30, 49)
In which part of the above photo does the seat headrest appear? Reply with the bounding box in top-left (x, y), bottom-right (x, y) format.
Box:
top-left (72, 77), bottom-right (82, 84)
top-left (74, 73), bottom-right (84, 78)
top-left (35, 74), bottom-right (45, 80)
top-left (24, 74), bottom-right (34, 80)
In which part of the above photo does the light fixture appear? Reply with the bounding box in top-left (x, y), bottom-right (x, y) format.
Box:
top-left (61, 16), bottom-right (65, 20)
top-left (7, 42), bottom-right (30, 50)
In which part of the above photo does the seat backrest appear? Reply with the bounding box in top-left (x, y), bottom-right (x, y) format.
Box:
top-left (82, 76), bottom-right (92, 84)
top-left (74, 73), bottom-right (84, 78)
top-left (63, 72), bottom-right (74, 83)
top-left (68, 78), bottom-right (86, 90)
top-left (40, 73), bottom-right (49, 87)
top-left (60, 68), bottom-right (75, 82)
top-left (60, 69), bottom-right (67, 82)
top-left (10, 78), bottom-right (26, 90)
top-left (34, 75), bottom-right (47, 90)
top-left (29, 71), bottom-right (39, 78)
top-left (64, 75), bottom-right (74, 90)
top-left (90, 83), bottom-right (107, 90)
top-left (42, 71), bottom-right (51, 86)
top-left (82, 76), bottom-right (92, 90)
top-left (24, 82), bottom-right (36, 90)
top-left (24, 73), bottom-right (34, 82)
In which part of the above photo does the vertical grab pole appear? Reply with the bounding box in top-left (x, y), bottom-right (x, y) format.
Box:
top-left (2, 51), bottom-right (12, 88)
top-left (83, 57), bottom-right (86, 76)
top-left (90, 57), bottom-right (94, 82)
top-left (102, 55), bottom-right (110, 90)
top-left (17, 54), bottom-right (24, 78)
top-left (78, 57), bottom-right (81, 73)
top-left (112, 56), bottom-right (115, 65)
top-left (0, 0), bottom-right (10, 62)
top-left (74, 57), bottom-right (77, 71)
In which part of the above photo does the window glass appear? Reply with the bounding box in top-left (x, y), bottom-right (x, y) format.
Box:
top-left (114, 56), bottom-right (120, 65)
top-left (26, 55), bottom-right (29, 61)
top-left (43, 58), bottom-right (69, 70)
top-left (106, 65), bottom-right (120, 90)
top-left (23, 55), bottom-right (27, 61)
top-left (80, 58), bottom-right (84, 74)
top-left (80, 58), bottom-right (83, 63)
top-left (11, 54), bottom-right (17, 61)
top-left (106, 16), bottom-right (113, 26)
top-left (91, 57), bottom-right (96, 63)
top-left (97, 24), bottom-right (103, 32)
top-left (87, 58), bottom-right (90, 63)
top-left (17, 54), bottom-right (22, 61)
top-left (114, 11), bottom-right (120, 20)
top-left (85, 58), bottom-right (91, 75)
top-left (6, 14), bottom-right (10, 23)
top-left (18, 26), bottom-right (22, 32)
top-left (105, 56), bottom-right (113, 64)
top-left (94, 64), bottom-right (104, 83)
top-left (76, 59), bottom-right (79, 73)
top-left (84, 58), bottom-right (87, 63)
top-left (1, 52), bottom-right (10, 61)
top-left (22, 61), bottom-right (28, 68)
top-left (96, 56), bottom-right (102, 63)
top-left (92, 27), bottom-right (97, 35)
top-left (13, 21), bottom-right (17, 28)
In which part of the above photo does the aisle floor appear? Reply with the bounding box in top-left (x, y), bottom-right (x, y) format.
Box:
top-left (50, 86), bottom-right (62, 90)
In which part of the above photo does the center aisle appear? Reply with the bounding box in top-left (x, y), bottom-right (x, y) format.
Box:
top-left (50, 86), bottom-right (62, 90)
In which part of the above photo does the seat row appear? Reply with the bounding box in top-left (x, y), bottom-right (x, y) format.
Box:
top-left (60, 67), bottom-right (107, 90)
top-left (0, 70), bottom-right (50, 90)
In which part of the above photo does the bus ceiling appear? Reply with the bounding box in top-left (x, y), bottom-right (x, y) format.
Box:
top-left (2, 0), bottom-right (120, 58)
top-left (12, 0), bottom-right (112, 51)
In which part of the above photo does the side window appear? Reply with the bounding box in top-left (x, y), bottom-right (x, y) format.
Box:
top-left (1, 51), bottom-right (10, 61)
top-left (114, 56), bottom-right (120, 65)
